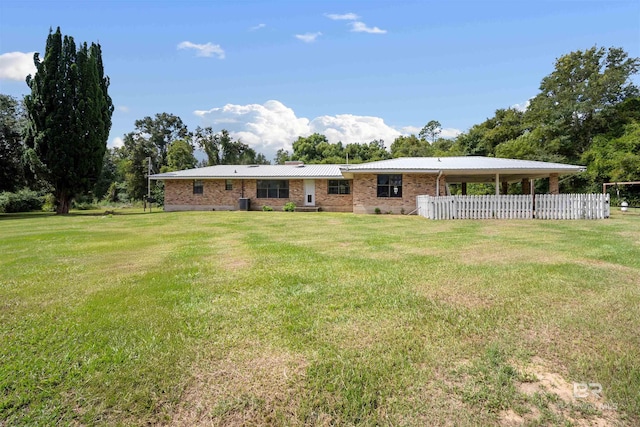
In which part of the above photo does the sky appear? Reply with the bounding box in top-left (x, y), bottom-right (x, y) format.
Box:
top-left (1, 0), bottom-right (639, 161)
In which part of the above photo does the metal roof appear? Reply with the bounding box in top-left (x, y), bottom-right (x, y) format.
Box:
top-left (150, 164), bottom-right (345, 180)
top-left (150, 157), bottom-right (585, 182)
top-left (340, 157), bottom-right (585, 173)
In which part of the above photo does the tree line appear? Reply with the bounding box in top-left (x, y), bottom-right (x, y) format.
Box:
top-left (1, 32), bottom-right (638, 213)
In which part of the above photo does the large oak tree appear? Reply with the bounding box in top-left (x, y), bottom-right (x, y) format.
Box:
top-left (24, 27), bottom-right (113, 214)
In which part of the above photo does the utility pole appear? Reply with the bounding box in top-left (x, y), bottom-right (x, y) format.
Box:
top-left (147, 156), bottom-right (151, 199)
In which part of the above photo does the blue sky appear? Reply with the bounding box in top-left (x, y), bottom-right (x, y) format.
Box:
top-left (1, 0), bottom-right (638, 161)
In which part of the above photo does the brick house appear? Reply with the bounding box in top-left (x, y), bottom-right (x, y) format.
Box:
top-left (151, 157), bottom-right (584, 213)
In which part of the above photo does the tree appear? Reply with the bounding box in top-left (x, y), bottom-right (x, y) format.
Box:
top-left (162, 139), bottom-right (197, 172)
top-left (0, 94), bottom-right (26, 192)
top-left (419, 120), bottom-right (441, 143)
top-left (194, 126), bottom-right (221, 166)
top-left (291, 133), bottom-right (329, 163)
top-left (24, 27), bottom-right (113, 213)
top-left (93, 148), bottom-right (121, 200)
top-left (526, 46), bottom-right (639, 162)
top-left (455, 108), bottom-right (525, 157)
top-left (274, 148), bottom-right (291, 165)
top-left (345, 140), bottom-right (391, 163)
top-left (390, 135), bottom-right (432, 157)
top-left (134, 113), bottom-right (188, 165)
top-left (194, 127), bottom-right (267, 165)
top-left (122, 132), bottom-right (157, 200)
top-left (583, 122), bottom-right (640, 185)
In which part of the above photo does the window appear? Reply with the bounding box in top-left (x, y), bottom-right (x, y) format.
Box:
top-left (225, 179), bottom-right (233, 191)
top-left (193, 180), bottom-right (204, 195)
top-left (328, 180), bottom-right (350, 195)
top-left (377, 174), bottom-right (402, 198)
top-left (257, 180), bottom-right (289, 198)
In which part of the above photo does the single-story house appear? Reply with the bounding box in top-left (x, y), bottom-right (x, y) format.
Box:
top-left (150, 157), bottom-right (584, 213)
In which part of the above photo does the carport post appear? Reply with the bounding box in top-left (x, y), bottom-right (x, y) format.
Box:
top-left (495, 173), bottom-right (500, 195)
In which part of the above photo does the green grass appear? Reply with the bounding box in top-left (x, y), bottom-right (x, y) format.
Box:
top-left (1, 209), bottom-right (639, 426)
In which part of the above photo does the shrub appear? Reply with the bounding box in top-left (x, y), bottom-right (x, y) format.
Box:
top-left (374, 207), bottom-right (381, 214)
top-left (72, 194), bottom-right (98, 210)
top-left (42, 194), bottom-right (56, 212)
top-left (262, 205), bottom-right (274, 211)
top-left (283, 202), bottom-right (296, 212)
top-left (0, 189), bottom-right (44, 213)
top-left (72, 201), bottom-right (99, 210)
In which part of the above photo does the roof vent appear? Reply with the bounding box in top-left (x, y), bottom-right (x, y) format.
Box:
top-left (285, 161), bottom-right (304, 166)
top-left (247, 164), bottom-right (259, 168)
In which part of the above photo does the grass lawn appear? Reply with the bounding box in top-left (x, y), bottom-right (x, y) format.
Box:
top-left (1, 209), bottom-right (639, 426)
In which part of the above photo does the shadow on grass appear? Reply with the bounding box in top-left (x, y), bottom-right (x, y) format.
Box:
top-left (0, 212), bottom-right (56, 221)
top-left (0, 209), bottom-right (164, 220)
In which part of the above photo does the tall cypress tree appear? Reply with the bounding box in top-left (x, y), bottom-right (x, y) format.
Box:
top-left (24, 27), bottom-right (113, 214)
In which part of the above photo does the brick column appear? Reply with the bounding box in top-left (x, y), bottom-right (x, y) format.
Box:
top-left (522, 178), bottom-right (530, 195)
top-left (549, 173), bottom-right (559, 194)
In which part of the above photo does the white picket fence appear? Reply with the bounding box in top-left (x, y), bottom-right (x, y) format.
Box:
top-left (535, 194), bottom-right (610, 219)
top-left (416, 194), bottom-right (609, 220)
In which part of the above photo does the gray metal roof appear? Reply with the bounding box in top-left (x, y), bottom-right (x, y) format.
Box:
top-left (150, 157), bottom-right (585, 181)
top-left (340, 157), bottom-right (585, 174)
top-left (150, 164), bottom-right (345, 180)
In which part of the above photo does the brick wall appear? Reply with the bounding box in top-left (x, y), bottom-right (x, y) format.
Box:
top-left (164, 179), bottom-right (353, 212)
top-left (164, 176), bottom-right (443, 213)
top-left (315, 180), bottom-right (353, 212)
top-left (164, 179), bottom-right (242, 211)
top-left (352, 173), bottom-right (444, 214)
top-left (244, 179), bottom-right (304, 210)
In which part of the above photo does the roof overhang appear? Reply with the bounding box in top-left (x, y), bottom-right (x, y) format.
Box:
top-left (341, 167), bottom-right (584, 182)
top-left (150, 174), bottom-right (344, 180)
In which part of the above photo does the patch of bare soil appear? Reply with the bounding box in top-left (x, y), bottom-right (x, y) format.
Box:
top-left (458, 243), bottom-right (567, 266)
top-left (169, 345), bottom-right (308, 426)
top-left (210, 239), bottom-right (252, 272)
top-left (500, 357), bottom-right (624, 426)
top-left (427, 283), bottom-right (495, 310)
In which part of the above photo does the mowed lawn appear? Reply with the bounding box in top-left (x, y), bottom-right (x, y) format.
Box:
top-left (1, 210), bottom-right (639, 426)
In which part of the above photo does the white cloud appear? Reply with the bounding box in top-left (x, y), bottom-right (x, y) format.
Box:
top-left (309, 114), bottom-right (401, 146)
top-left (440, 128), bottom-right (462, 139)
top-left (194, 100), bottom-right (310, 153)
top-left (400, 125), bottom-right (461, 139)
top-left (250, 23), bottom-right (266, 31)
top-left (350, 21), bottom-right (387, 34)
top-left (325, 13), bottom-right (359, 20)
top-left (511, 98), bottom-right (532, 112)
top-left (295, 32), bottom-right (322, 43)
top-left (401, 125), bottom-right (421, 135)
top-left (177, 41), bottom-right (225, 58)
top-left (193, 100), bottom-right (434, 158)
top-left (116, 105), bottom-right (130, 113)
top-left (0, 51), bottom-right (37, 81)
top-left (110, 137), bottom-right (124, 148)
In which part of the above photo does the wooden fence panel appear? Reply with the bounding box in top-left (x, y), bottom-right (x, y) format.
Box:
top-left (416, 194), bottom-right (609, 220)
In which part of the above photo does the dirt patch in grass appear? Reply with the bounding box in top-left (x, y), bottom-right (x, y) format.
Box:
top-left (169, 344), bottom-right (308, 426)
top-left (205, 238), bottom-right (252, 273)
top-left (616, 231), bottom-right (639, 245)
top-left (325, 317), bottom-right (399, 350)
top-left (427, 285), bottom-right (494, 310)
top-left (502, 357), bottom-right (624, 426)
top-left (573, 258), bottom-right (639, 275)
top-left (457, 243), bottom-right (567, 266)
